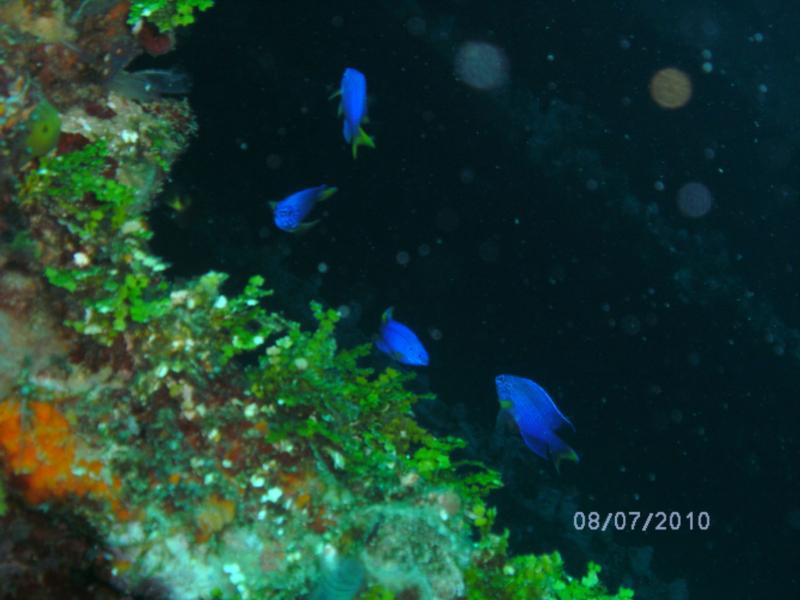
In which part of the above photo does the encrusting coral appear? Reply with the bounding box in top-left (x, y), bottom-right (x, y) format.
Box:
top-left (0, 2), bottom-right (635, 599)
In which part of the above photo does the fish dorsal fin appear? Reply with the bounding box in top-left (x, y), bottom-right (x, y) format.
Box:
top-left (382, 307), bottom-right (394, 323)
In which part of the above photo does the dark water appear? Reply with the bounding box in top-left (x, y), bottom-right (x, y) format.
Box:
top-left (143, 2), bottom-right (800, 598)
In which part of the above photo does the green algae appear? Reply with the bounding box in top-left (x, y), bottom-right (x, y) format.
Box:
top-left (128, 0), bottom-right (215, 32)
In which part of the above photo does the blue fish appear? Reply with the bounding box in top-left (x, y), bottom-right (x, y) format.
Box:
top-left (333, 67), bottom-right (376, 158)
top-left (375, 307), bottom-right (429, 366)
top-left (270, 185), bottom-right (337, 232)
top-left (495, 374), bottom-right (579, 472)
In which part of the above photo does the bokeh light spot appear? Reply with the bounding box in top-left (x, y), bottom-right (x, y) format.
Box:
top-left (676, 182), bottom-right (713, 218)
top-left (454, 41), bottom-right (509, 90)
top-left (649, 67), bottom-right (692, 109)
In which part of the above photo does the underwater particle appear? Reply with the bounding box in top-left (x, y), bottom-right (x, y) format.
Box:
top-left (454, 41), bottom-right (509, 90)
top-left (318, 262), bottom-right (329, 273)
top-left (266, 153), bottom-right (283, 169)
top-left (396, 251), bottom-right (410, 266)
top-left (418, 243), bottom-right (431, 257)
top-left (649, 67), bottom-right (692, 109)
top-left (585, 178), bottom-right (599, 191)
top-left (654, 180), bottom-right (665, 192)
top-left (331, 15), bottom-right (344, 28)
top-left (620, 314), bottom-right (641, 336)
top-left (478, 239), bottom-right (500, 263)
top-left (23, 99), bottom-right (61, 157)
top-left (429, 327), bottom-right (443, 341)
top-left (436, 207), bottom-right (460, 232)
top-left (676, 182), bottom-right (713, 218)
top-left (786, 509), bottom-right (800, 531)
top-left (406, 16), bottom-right (427, 36)
top-left (459, 167), bottom-right (475, 184)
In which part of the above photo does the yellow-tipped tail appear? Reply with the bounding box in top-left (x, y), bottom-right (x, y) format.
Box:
top-left (351, 128), bottom-right (376, 159)
top-left (553, 447), bottom-right (579, 474)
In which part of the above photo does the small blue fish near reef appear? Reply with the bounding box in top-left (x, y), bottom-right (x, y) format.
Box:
top-left (375, 307), bottom-right (429, 366)
top-left (332, 67), bottom-right (376, 158)
top-left (270, 185), bottom-right (337, 233)
top-left (495, 374), bottom-right (579, 472)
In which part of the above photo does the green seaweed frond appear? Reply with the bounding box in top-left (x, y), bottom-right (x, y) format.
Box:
top-left (466, 534), bottom-right (635, 600)
top-left (128, 0), bottom-right (215, 32)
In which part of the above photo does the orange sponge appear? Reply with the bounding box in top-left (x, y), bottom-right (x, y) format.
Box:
top-left (0, 399), bottom-right (114, 505)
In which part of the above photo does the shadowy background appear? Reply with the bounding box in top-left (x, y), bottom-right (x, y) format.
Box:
top-left (137, 2), bottom-right (800, 597)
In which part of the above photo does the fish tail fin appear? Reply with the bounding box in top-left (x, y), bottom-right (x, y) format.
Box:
top-left (382, 307), bottom-right (394, 323)
top-left (351, 128), bottom-right (376, 159)
top-left (318, 186), bottom-right (338, 202)
top-left (552, 446), bottom-right (580, 475)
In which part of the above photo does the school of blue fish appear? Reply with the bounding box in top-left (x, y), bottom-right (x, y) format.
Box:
top-left (269, 67), bottom-right (578, 471)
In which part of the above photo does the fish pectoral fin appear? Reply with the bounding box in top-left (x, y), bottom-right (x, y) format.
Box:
top-left (328, 89), bottom-right (342, 100)
top-left (269, 201), bottom-right (278, 210)
top-left (374, 336), bottom-right (391, 355)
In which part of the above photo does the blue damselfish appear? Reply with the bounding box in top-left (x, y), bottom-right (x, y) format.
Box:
top-left (270, 185), bottom-right (337, 232)
top-left (495, 374), bottom-right (579, 472)
top-left (375, 307), bottom-right (429, 366)
top-left (334, 67), bottom-right (376, 158)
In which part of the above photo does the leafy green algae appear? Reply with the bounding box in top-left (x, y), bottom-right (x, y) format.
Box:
top-left (128, 0), bottom-right (215, 32)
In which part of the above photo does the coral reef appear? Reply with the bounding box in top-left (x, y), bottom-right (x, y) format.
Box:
top-left (0, 2), bottom-right (635, 599)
